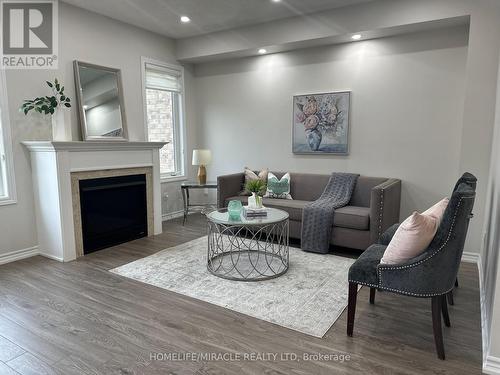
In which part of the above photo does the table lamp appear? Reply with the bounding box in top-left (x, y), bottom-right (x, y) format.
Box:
top-left (192, 149), bottom-right (212, 185)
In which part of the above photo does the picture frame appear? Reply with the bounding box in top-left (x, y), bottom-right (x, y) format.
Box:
top-left (292, 91), bottom-right (351, 155)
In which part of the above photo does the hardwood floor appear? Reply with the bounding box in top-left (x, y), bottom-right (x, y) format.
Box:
top-left (0, 214), bottom-right (482, 374)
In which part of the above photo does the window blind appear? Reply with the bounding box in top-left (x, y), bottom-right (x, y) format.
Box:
top-left (145, 64), bottom-right (182, 92)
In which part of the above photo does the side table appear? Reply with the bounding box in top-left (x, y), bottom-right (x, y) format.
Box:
top-left (181, 181), bottom-right (217, 225)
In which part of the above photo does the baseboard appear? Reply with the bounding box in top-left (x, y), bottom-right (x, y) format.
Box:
top-left (484, 355), bottom-right (500, 375)
top-left (460, 252), bottom-right (489, 372)
top-left (40, 253), bottom-right (64, 262)
top-left (162, 210), bottom-right (185, 221)
top-left (462, 251), bottom-right (480, 263)
top-left (477, 254), bottom-right (489, 366)
top-left (0, 246), bottom-right (39, 265)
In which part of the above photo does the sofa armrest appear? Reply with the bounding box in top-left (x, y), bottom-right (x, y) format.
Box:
top-left (217, 173), bottom-right (245, 208)
top-left (370, 179), bottom-right (401, 244)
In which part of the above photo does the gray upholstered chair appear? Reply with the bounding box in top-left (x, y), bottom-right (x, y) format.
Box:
top-left (346, 182), bottom-right (476, 360)
top-left (375, 172), bottom-right (477, 307)
top-left (447, 172), bottom-right (477, 304)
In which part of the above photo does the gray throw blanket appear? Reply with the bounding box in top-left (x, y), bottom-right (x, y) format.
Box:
top-left (301, 173), bottom-right (359, 253)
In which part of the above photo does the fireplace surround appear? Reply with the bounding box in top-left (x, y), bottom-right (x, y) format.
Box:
top-left (72, 167), bottom-right (154, 256)
top-left (23, 141), bottom-right (165, 261)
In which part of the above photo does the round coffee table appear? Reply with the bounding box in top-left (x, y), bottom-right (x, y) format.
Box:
top-left (206, 208), bottom-right (289, 281)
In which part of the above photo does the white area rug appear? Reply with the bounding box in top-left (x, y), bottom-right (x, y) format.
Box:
top-left (110, 236), bottom-right (356, 338)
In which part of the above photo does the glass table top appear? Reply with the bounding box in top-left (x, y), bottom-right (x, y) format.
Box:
top-left (207, 207), bottom-right (289, 226)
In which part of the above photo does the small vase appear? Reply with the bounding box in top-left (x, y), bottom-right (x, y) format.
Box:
top-left (228, 200), bottom-right (243, 220)
top-left (51, 108), bottom-right (72, 141)
top-left (249, 192), bottom-right (263, 209)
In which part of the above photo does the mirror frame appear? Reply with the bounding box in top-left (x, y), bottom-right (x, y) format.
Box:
top-left (73, 60), bottom-right (128, 141)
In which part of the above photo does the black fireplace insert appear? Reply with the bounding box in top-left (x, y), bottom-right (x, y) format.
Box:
top-left (79, 174), bottom-right (148, 254)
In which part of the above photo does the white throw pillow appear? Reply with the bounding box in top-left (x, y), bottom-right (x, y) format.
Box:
top-left (264, 172), bottom-right (293, 200)
top-left (240, 167), bottom-right (269, 196)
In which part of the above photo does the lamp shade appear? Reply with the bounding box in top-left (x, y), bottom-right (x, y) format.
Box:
top-left (192, 149), bottom-right (212, 166)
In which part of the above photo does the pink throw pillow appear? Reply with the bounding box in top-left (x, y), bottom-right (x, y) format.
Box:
top-left (380, 212), bottom-right (437, 265)
top-left (380, 198), bottom-right (449, 265)
top-left (423, 198), bottom-right (449, 226)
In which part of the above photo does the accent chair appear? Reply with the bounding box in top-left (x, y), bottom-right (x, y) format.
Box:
top-left (346, 181), bottom-right (476, 360)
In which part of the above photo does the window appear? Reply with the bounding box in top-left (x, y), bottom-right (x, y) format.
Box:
top-left (143, 59), bottom-right (185, 179)
top-left (0, 69), bottom-right (16, 205)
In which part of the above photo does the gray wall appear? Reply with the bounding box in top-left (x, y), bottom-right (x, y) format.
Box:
top-left (193, 27), bottom-right (468, 231)
top-left (0, 3), bottom-right (195, 256)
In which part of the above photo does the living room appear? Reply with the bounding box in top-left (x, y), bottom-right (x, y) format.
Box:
top-left (0, 0), bottom-right (500, 374)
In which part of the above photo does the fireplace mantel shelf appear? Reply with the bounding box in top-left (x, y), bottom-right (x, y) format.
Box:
top-left (23, 141), bottom-right (167, 152)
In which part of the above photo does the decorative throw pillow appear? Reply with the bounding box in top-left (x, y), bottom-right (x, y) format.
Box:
top-left (380, 198), bottom-right (449, 265)
top-left (264, 172), bottom-right (293, 200)
top-left (380, 212), bottom-right (437, 265)
top-left (422, 197), bottom-right (449, 227)
top-left (239, 167), bottom-right (269, 196)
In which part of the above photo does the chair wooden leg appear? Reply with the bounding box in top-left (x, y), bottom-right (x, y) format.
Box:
top-left (370, 288), bottom-right (376, 304)
top-left (441, 295), bottom-right (451, 327)
top-left (432, 296), bottom-right (446, 360)
top-left (446, 291), bottom-right (454, 306)
top-left (347, 282), bottom-right (358, 337)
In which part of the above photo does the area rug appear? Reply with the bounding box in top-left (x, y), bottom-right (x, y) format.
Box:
top-left (110, 236), bottom-right (356, 338)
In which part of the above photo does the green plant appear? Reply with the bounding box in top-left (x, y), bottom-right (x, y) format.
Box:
top-left (20, 78), bottom-right (71, 115)
top-left (245, 179), bottom-right (267, 196)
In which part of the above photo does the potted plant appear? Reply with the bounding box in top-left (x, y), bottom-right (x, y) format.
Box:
top-left (245, 179), bottom-right (266, 209)
top-left (20, 79), bottom-right (72, 141)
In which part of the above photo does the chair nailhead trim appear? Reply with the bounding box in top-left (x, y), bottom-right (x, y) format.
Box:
top-left (347, 280), bottom-right (455, 298)
top-left (350, 195), bottom-right (474, 297)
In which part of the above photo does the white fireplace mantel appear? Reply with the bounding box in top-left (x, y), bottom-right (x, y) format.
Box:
top-left (23, 141), bottom-right (166, 262)
top-left (23, 141), bottom-right (166, 152)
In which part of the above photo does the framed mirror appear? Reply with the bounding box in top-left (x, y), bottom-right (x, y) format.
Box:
top-left (74, 61), bottom-right (128, 141)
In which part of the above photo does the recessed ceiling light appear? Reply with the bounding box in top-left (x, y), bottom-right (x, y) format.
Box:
top-left (180, 16), bottom-right (191, 23)
top-left (351, 34), bottom-right (362, 40)
top-left (258, 48), bottom-right (267, 54)
top-left (272, 0), bottom-right (281, 2)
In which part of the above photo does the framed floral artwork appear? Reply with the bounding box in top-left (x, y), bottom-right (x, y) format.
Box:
top-left (292, 91), bottom-right (350, 155)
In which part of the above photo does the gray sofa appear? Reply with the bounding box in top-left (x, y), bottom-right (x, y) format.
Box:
top-left (217, 172), bottom-right (401, 250)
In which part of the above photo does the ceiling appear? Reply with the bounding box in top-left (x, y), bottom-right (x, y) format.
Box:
top-left (63, 0), bottom-right (373, 39)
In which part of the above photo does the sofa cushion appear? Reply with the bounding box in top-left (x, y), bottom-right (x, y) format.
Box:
top-left (334, 206), bottom-right (370, 230)
top-left (263, 198), bottom-right (307, 220)
top-left (224, 196), bottom-right (370, 230)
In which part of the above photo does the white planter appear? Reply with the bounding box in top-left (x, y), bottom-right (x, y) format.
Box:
top-left (248, 192), bottom-right (263, 209)
top-left (51, 108), bottom-right (72, 141)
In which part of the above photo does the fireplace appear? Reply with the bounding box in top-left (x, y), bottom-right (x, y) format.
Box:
top-left (79, 174), bottom-right (148, 254)
top-left (23, 141), bottom-right (164, 262)
top-left (71, 166), bottom-right (154, 258)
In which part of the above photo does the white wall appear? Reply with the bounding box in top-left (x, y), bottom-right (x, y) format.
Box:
top-left (0, 3), bottom-right (195, 257)
top-left (193, 27), bottom-right (468, 221)
top-left (481, 41), bottom-right (500, 373)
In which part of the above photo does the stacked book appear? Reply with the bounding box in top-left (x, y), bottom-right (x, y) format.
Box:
top-left (243, 206), bottom-right (268, 218)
